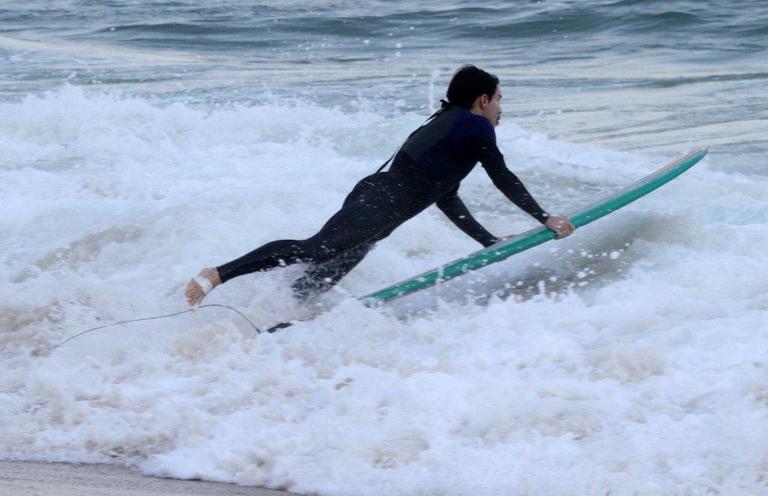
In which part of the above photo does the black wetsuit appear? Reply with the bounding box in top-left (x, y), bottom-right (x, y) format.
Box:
top-left (217, 104), bottom-right (549, 298)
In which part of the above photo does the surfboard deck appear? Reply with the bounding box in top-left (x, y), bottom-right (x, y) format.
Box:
top-left (360, 148), bottom-right (708, 305)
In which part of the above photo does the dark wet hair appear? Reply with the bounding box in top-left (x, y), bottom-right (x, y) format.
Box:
top-left (446, 65), bottom-right (499, 109)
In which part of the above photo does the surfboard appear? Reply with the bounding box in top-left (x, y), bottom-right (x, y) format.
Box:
top-left (361, 148), bottom-right (708, 305)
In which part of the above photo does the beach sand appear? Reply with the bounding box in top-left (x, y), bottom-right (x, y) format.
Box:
top-left (0, 461), bottom-right (300, 496)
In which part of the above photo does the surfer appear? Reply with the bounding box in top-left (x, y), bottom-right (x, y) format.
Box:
top-left (185, 65), bottom-right (575, 306)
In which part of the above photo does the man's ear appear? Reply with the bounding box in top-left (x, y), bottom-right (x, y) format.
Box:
top-left (479, 93), bottom-right (490, 108)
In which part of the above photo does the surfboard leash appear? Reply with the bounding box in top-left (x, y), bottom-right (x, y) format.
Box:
top-left (51, 304), bottom-right (263, 352)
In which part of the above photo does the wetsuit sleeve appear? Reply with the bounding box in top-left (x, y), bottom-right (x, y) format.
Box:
top-left (477, 133), bottom-right (550, 224)
top-left (436, 188), bottom-right (498, 247)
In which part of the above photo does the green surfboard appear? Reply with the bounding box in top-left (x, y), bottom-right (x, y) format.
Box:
top-left (361, 148), bottom-right (708, 305)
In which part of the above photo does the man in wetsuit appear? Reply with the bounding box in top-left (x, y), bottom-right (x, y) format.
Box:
top-left (185, 65), bottom-right (574, 306)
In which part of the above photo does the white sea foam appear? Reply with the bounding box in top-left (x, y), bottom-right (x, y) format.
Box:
top-left (1, 86), bottom-right (767, 495)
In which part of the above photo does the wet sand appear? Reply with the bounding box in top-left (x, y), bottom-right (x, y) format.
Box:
top-left (0, 460), bottom-right (300, 496)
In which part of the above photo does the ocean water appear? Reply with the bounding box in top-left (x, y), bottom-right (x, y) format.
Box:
top-left (1, 1), bottom-right (767, 495)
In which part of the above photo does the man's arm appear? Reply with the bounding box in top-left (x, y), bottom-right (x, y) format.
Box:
top-left (476, 132), bottom-right (575, 238)
top-left (476, 135), bottom-right (550, 224)
top-left (436, 188), bottom-right (498, 247)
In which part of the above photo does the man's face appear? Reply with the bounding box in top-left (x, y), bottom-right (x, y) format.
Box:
top-left (480, 86), bottom-right (502, 127)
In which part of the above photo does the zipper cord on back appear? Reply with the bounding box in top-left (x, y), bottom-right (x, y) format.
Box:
top-left (375, 99), bottom-right (453, 173)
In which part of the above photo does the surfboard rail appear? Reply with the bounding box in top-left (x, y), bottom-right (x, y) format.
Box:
top-left (362, 148), bottom-right (708, 305)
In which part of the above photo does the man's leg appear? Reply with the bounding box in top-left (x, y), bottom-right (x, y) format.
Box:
top-left (215, 176), bottom-right (404, 284)
top-left (290, 214), bottom-right (403, 301)
top-left (186, 173), bottom-right (416, 306)
top-left (291, 243), bottom-right (373, 301)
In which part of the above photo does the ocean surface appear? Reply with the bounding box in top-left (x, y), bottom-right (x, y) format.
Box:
top-left (1, 1), bottom-right (767, 495)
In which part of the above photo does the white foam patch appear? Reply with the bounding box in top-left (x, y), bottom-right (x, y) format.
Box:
top-left (1, 86), bottom-right (767, 496)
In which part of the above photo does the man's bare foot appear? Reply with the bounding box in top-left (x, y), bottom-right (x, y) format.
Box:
top-left (185, 267), bottom-right (222, 306)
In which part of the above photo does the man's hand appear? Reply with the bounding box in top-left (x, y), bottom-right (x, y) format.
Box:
top-left (545, 215), bottom-right (575, 239)
top-left (492, 214), bottom-right (575, 245)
